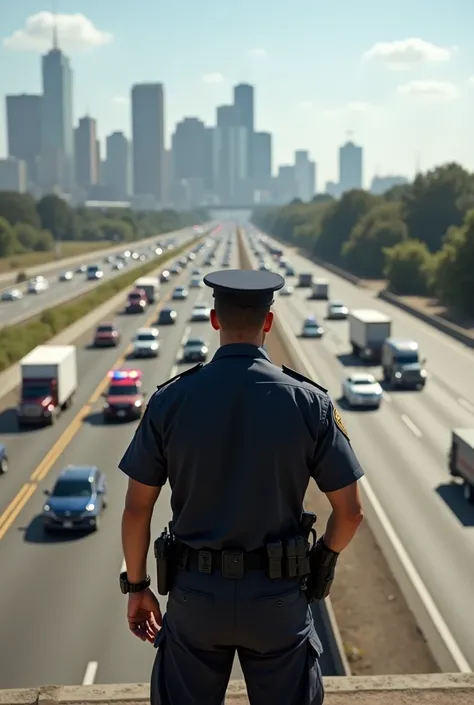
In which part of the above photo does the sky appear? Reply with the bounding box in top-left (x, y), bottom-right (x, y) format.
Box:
top-left (1, 0), bottom-right (474, 188)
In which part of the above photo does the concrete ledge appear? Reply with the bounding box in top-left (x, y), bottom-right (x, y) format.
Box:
top-left (1, 675), bottom-right (474, 705)
top-left (310, 254), bottom-right (362, 287)
top-left (378, 289), bottom-right (474, 350)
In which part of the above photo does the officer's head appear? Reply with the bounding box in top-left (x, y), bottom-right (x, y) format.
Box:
top-left (204, 269), bottom-right (284, 345)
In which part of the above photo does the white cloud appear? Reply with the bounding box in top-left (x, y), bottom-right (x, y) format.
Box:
top-left (397, 80), bottom-right (458, 99)
top-left (112, 95), bottom-right (128, 105)
top-left (248, 48), bottom-right (267, 58)
top-left (201, 72), bottom-right (224, 84)
top-left (3, 11), bottom-right (112, 52)
top-left (363, 38), bottom-right (451, 70)
top-left (347, 101), bottom-right (373, 113)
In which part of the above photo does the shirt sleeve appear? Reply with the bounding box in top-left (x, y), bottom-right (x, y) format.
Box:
top-left (118, 393), bottom-right (168, 487)
top-left (311, 396), bottom-right (364, 492)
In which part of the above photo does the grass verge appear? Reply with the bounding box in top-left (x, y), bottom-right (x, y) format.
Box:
top-left (0, 241), bottom-right (117, 274)
top-left (0, 235), bottom-right (205, 373)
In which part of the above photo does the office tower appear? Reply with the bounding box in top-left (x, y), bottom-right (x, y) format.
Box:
top-left (105, 132), bottom-right (131, 199)
top-left (253, 132), bottom-right (272, 186)
top-left (275, 165), bottom-right (297, 204)
top-left (172, 118), bottom-right (206, 181)
top-left (131, 83), bottom-right (165, 204)
top-left (6, 95), bottom-right (42, 186)
top-left (370, 175), bottom-right (408, 195)
top-left (294, 150), bottom-right (315, 201)
top-left (74, 116), bottom-right (98, 191)
top-left (96, 139), bottom-right (102, 185)
top-left (216, 104), bottom-right (249, 204)
top-left (203, 127), bottom-right (217, 191)
top-left (339, 140), bottom-right (363, 193)
top-left (39, 31), bottom-right (74, 193)
top-left (233, 83), bottom-right (254, 177)
top-left (0, 158), bottom-right (27, 192)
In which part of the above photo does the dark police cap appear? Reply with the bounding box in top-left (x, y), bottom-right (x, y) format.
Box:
top-left (204, 269), bottom-right (285, 308)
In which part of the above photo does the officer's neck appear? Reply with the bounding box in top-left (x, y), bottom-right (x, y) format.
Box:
top-left (219, 330), bottom-right (264, 348)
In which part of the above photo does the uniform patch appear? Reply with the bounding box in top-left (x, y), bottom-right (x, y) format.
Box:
top-left (334, 406), bottom-right (350, 440)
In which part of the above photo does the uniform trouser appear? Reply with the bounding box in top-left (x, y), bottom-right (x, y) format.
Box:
top-left (150, 566), bottom-right (324, 705)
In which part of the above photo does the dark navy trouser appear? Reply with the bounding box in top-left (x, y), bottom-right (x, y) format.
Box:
top-left (151, 566), bottom-right (324, 705)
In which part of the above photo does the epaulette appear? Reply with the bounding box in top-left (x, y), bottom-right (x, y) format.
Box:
top-left (281, 364), bottom-right (328, 393)
top-left (156, 363), bottom-right (203, 391)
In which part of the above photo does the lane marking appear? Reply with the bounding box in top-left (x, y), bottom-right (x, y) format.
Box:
top-left (82, 661), bottom-right (98, 686)
top-left (458, 398), bottom-right (474, 414)
top-left (169, 365), bottom-right (178, 378)
top-left (181, 325), bottom-right (191, 345)
top-left (401, 413), bottom-right (422, 438)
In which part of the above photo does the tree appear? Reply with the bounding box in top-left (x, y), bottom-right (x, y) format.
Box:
top-left (37, 194), bottom-right (78, 241)
top-left (0, 192), bottom-right (40, 228)
top-left (98, 219), bottom-right (133, 242)
top-left (384, 239), bottom-right (434, 295)
top-left (314, 189), bottom-right (380, 264)
top-left (342, 202), bottom-right (408, 278)
top-left (433, 210), bottom-right (474, 315)
top-left (0, 218), bottom-right (16, 257)
top-left (401, 163), bottom-right (474, 252)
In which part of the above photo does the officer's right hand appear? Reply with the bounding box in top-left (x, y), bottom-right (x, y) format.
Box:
top-left (127, 587), bottom-right (163, 643)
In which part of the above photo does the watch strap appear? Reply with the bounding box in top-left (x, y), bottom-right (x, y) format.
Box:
top-left (119, 571), bottom-right (151, 594)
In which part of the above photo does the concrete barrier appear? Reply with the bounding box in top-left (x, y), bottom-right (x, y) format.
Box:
top-left (378, 289), bottom-right (474, 350)
top-left (310, 254), bottom-right (362, 286)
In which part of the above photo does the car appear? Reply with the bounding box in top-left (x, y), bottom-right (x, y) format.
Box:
top-left (42, 465), bottom-right (107, 533)
top-left (126, 288), bottom-right (147, 313)
top-left (132, 327), bottom-right (160, 357)
top-left (191, 269), bottom-right (201, 276)
top-left (342, 373), bottom-right (383, 409)
top-left (190, 302), bottom-right (211, 322)
top-left (93, 321), bottom-right (120, 347)
top-left (0, 444), bottom-right (8, 475)
top-left (204, 257), bottom-right (214, 266)
top-left (113, 261), bottom-right (125, 271)
top-left (285, 265), bottom-right (296, 277)
top-left (86, 264), bottom-right (103, 280)
top-left (157, 306), bottom-right (177, 325)
top-left (27, 276), bottom-right (49, 294)
top-left (172, 285), bottom-right (188, 300)
top-left (170, 265), bottom-right (182, 276)
top-left (179, 257), bottom-right (188, 268)
top-left (102, 369), bottom-right (146, 422)
top-left (160, 269), bottom-right (171, 283)
top-left (182, 337), bottom-right (209, 363)
top-left (1, 288), bottom-right (23, 301)
top-left (279, 285), bottom-right (294, 296)
top-left (59, 270), bottom-right (73, 282)
top-left (327, 300), bottom-right (349, 320)
top-left (75, 264), bottom-right (86, 273)
top-left (301, 316), bottom-right (324, 338)
top-left (190, 276), bottom-right (204, 289)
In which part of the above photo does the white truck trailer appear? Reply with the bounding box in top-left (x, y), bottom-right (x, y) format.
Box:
top-left (348, 309), bottom-right (392, 363)
top-left (134, 276), bottom-right (160, 304)
top-left (449, 429), bottom-right (474, 503)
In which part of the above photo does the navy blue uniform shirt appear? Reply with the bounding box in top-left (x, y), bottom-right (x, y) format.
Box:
top-left (119, 343), bottom-right (363, 551)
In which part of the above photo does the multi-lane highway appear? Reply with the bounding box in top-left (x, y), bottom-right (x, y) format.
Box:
top-left (0, 227), bottom-right (200, 328)
top-left (243, 225), bottom-right (474, 668)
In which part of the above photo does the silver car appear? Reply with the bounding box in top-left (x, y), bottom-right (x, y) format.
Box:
top-left (342, 373), bottom-right (383, 409)
top-left (132, 327), bottom-right (160, 358)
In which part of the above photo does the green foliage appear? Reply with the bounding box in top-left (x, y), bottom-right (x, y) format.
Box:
top-left (384, 240), bottom-right (434, 295)
top-left (0, 232), bottom-right (209, 372)
top-left (433, 210), bottom-right (474, 315)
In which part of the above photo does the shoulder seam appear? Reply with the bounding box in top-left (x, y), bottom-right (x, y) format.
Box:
top-left (156, 362), bottom-right (203, 391)
top-left (281, 364), bottom-right (328, 394)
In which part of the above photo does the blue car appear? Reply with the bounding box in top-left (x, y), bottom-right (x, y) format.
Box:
top-left (42, 466), bottom-right (108, 533)
top-left (0, 444), bottom-right (8, 475)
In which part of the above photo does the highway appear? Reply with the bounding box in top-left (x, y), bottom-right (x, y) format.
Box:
top-left (243, 226), bottom-right (474, 668)
top-left (0, 227), bottom-right (198, 329)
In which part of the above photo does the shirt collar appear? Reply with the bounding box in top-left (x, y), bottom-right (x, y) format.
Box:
top-left (211, 343), bottom-right (271, 362)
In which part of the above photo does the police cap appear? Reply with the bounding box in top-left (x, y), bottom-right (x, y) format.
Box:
top-left (203, 269), bottom-right (285, 308)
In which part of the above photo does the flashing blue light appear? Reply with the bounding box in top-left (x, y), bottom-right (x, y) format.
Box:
top-left (109, 369), bottom-right (140, 380)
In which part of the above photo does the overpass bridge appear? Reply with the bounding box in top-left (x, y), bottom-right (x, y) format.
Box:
top-left (207, 206), bottom-right (255, 222)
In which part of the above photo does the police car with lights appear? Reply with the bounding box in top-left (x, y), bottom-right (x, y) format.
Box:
top-left (132, 327), bottom-right (160, 358)
top-left (102, 370), bottom-right (146, 422)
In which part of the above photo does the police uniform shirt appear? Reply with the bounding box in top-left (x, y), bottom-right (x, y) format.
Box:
top-left (119, 343), bottom-right (364, 552)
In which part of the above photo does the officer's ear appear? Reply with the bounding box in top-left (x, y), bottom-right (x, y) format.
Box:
top-left (263, 311), bottom-right (274, 333)
top-left (210, 308), bottom-right (220, 331)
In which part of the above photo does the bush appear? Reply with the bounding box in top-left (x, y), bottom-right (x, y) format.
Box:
top-left (383, 240), bottom-right (434, 296)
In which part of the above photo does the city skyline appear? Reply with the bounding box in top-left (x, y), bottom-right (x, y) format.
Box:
top-left (1, 2), bottom-right (474, 187)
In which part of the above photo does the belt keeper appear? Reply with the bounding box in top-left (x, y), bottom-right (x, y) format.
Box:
top-left (198, 550), bottom-right (212, 574)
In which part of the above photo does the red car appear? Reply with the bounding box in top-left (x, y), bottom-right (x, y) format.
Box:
top-left (102, 369), bottom-right (146, 422)
top-left (93, 322), bottom-right (120, 347)
top-left (126, 288), bottom-right (147, 314)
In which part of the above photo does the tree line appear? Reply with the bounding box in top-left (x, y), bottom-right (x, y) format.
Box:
top-left (251, 163), bottom-right (474, 316)
top-left (0, 191), bottom-right (209, 258)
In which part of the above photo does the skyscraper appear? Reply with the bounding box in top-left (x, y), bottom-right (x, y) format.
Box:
top-left (253, 132), bottom-right (272, 187)
top-left (294, 150), bottom-right (315, 201)
top-left (339, 141), bottom-right (363, 193)
top-left (39, 30), bottom-right (74, 193)
top-left (131, 83), bottom-right (165, 204)
top-left (105, 132), bottom-right (131, 200)
top-left (233, 84), bottom-right (254, 177)
top-left (171, 117), bottom-right (206, 181)
top-left (74, 116), bottom-right (98, 192)
top-left (6, 95), bottom-right (42, 186)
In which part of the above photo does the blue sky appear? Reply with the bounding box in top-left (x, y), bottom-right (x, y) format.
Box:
top-left (1, 0), bottom-right (473, 187)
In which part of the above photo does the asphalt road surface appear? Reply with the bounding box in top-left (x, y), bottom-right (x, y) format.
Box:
top-left (0, 227), bottom-right (197, 328)
top-left (244, 226), bottom-right (474, 669)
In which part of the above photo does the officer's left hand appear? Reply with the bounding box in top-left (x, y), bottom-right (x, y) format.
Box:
top-left (127, 587), bottom-right (162, 643)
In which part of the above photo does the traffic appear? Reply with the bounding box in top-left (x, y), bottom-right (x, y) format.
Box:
top-left (243, 224), bottom-right (474, 667)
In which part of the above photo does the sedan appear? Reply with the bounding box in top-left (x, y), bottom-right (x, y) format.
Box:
top-left (59, 270), bottom-right (73, 282)
top-left (327, 300), bottom-right (349, 320)
top-left (190, 302), bottom-right (211, 322)
top-left (279, 285), bottom-right (294, 296)
top-left (1, 288), bottom-right (23, 301)
top-left (172, 286), bottom-right (188, 300)
top-left (157, 307), bottom-right (177, 325)
top-left (190, 277), bottom-right (204, 289)
top-left (182, 337), bottom-right (208, 363)
top-left (42, 465), bottom-right (107, 533)
top-left (342, 373), bottom-right (383, 409)
top-left (301, 317), bottom-right (324, 338)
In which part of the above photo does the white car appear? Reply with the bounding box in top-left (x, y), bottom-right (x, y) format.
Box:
top-left (301, 316), bottom-right (324, 338)
top-left (27, 276), bottom-right (49, 294)
top-left (327, 300), bottom-right (349, 320)
top-left (190, 277), bottom-right (204, 289)
top-left (132, 327), bottom-right (160, 357)
top-left (172, 286), bottom-right (188, 300)
top-left (342, 373), bottom-right (383, 409)
top-left (279, 285), bottom-right (294, 296)
top-left (190, 302), bottom-right (211, 322)
top-left (1, 288), bottom-right (23, 301)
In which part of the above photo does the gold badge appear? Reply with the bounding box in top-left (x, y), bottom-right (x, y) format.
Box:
top-left (334, 406), bottom-right (350, 440)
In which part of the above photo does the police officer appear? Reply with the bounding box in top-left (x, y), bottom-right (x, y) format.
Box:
top-left (119, 268), bottom-right (364, 705)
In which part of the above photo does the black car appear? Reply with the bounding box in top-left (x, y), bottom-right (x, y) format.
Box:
top-left (42, 466), bottom-right (108, 533)
top-left (157, 306), bottom-right (177, 325)
top-left (0, 444), bottom-right (8, 475)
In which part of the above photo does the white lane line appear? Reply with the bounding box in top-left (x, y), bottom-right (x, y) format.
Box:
top-left (121, 557), bottom-right (126, 573)
top-left (383, 393), bottom-right (391, 403)
top-left (458, 398), bottom-right (474, 414)
top-left (401, 413), bottom-right (422, 438)
top-left (169, 365), bottom-right (178, 378)
top-left (82, 661), bottom-right (98, 685)
top-left (181, 325), bottom-right (191, 346)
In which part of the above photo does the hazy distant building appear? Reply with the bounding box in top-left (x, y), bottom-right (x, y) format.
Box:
top-left (253, 132), bottom-right (272, 188)
top-left (131, 83), bottom-right (165, 205)
top-left (74, 116), bottom-right (98, 192)
top-left (294, 150), bottom-right (315, 201)
top-left (104, 131), bottom-right (131, 200)
top-left (172, 118), bottom-right (206, 181)
top-left (203, 127), bottom-right (217, 191)
top-left (5, 95), bottom-right (42, 186)
top-left (39, 37), bottom-right (74, 193)
top-left (233, 83), bottom-right (254, 177)
top-left (275, 165), bottom-right (297, 204)
top-left (370, 175), bottom-right (408, 195)
top-left (339, 141), bottom-right (363, 193)
top-left (0, 158), bottom-right (27, 193)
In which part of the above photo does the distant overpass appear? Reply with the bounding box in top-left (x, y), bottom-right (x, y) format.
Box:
top-left (207, 206), bottom-right (255, 222)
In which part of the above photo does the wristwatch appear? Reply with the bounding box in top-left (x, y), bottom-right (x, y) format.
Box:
top-left (119, 571), bottom-right (151, 594)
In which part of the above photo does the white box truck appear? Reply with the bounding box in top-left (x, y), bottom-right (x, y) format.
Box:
top-left (449, 429), bottom-right (474, 504)
top-left (310, 279), bottom-right (329, 300)
top-left (349, 309), bottom-right (392, 363)
top-left (17, 345), bottom-right (78, 427)
top-left (134, 276), bottom-right (159, 304)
